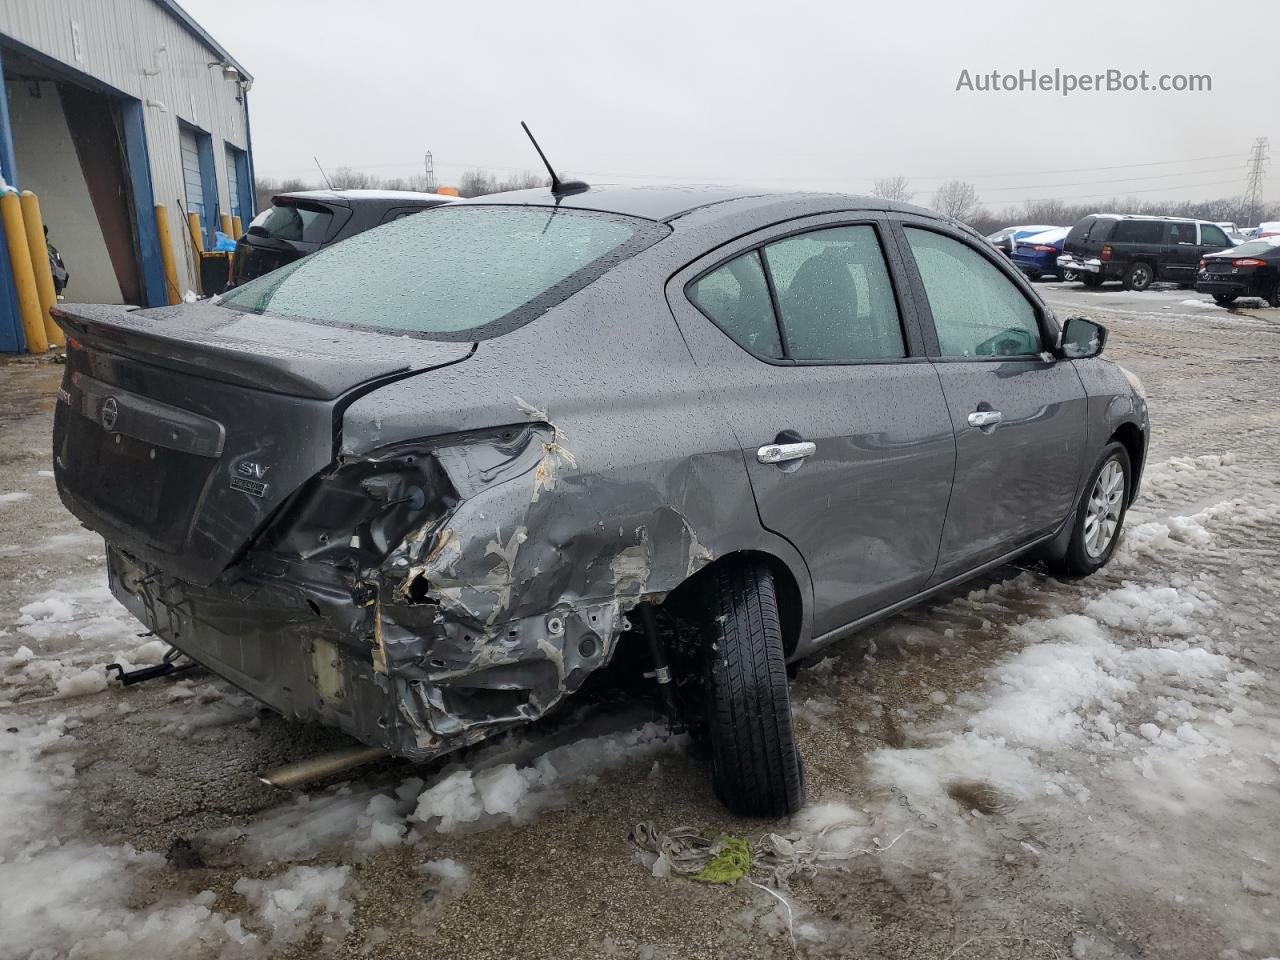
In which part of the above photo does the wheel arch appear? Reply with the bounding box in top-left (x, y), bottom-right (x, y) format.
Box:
top-left (663, 548), bottom-right (808, 659)
top-left (1109, 420), bottom-right (1146, 504)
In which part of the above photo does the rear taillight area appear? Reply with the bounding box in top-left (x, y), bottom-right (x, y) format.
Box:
top-left (1232, 258), bottom-right (1268, 268)
top-left (1101, 245), bottom-right (1113, 262)
top-left (1032, 244), bottom-right (1058, 253)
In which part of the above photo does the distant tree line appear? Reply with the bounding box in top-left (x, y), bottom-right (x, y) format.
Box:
top-left (254, 167), bottom-right (550, 211)
top-left (256, 167), bottom-right (1277, 235)
top-left (870, 175), bottom-right (1280, 234)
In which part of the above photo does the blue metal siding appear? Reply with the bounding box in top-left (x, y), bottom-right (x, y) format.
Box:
top-left (0, 44), bottom-right (24, 351)
top-left (121, 98), bottom-right (165, 306)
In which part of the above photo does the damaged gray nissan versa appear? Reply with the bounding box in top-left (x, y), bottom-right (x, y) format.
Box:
top-left (51, 184), bottom-right (1148, 817)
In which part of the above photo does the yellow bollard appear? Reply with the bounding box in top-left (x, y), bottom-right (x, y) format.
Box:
top-left (231, 215), bottom-right (243, 240)
top-left (19, 191), bottom-right (63, 347)
top-left (154, 204), bottom-right (182, 305)
top-left (186, 211), bottom-right (204, 253)
top-left (220, 212), bottom-right (233, 240)
top-left (0, 190), bottom-right (49, 353)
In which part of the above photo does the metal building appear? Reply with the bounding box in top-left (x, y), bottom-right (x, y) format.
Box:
top-left (0, 0), bottom-right (254, 352)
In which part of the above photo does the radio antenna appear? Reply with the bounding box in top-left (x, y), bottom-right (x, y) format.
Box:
top-left (521, 122), bottom-right (589, 197)
top-left (313, 156), bottom-right (334, 190)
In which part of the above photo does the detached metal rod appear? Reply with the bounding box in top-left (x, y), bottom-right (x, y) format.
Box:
top-left (259, 745), bottom-right (387, 789)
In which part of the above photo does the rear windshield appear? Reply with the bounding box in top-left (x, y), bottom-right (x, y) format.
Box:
top-left (219, 205), bottom-right (668, 340)
top-left (1067, 216), bottom-right (1115, 243)
top-left (247, 202), bottom-right (334, 243)
top-left (1221, 239), bottom-right (1280, 257)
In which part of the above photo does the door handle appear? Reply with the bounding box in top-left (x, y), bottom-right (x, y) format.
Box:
top-left (967, 410), bottom-right (1004, 428)
top-left (757, 441), bottom-right (816, 464)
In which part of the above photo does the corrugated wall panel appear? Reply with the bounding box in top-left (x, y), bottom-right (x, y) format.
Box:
top-left (0, 0), bottom-right (250, 293)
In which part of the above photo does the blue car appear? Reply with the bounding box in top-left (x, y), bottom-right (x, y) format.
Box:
top-left (1010, 227), bottom-right (1071, 280)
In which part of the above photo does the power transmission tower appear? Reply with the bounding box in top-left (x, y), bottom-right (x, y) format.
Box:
top-left (1243, 137), bottom-right (1269, 226)
top-left (424, 151), bottom-right (436, 192)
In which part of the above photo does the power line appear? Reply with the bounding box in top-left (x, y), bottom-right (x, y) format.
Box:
top-left (970, 165), bottom-right (1242, 194)
top-left (255, 149), bottom-right (1249, 186)
top-left (991, 178), bottom-right (1243, 205)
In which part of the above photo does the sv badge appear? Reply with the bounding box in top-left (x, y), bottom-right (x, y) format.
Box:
top-left (230, 459), bottom-right (270, 498)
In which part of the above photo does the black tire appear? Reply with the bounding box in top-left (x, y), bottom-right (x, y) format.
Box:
top-left (1213, 293), bottom-right (1239, 306)
top-left (702, 560), bottom-right (805, 817)
top-left (1082, 274), bottom-right (1104, 288)
top-left (1122, 261), bottom-right (1154, 291)
top-left (1267, 280), bottom-right (1280, 309)
top-left (1051, 442), bottom-right (1132, 577)
top-left (1061, 270), bottom-right (1079, 283)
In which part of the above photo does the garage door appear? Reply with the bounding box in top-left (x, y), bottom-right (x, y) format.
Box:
top-left (180, 126), bottom-right (205, 224)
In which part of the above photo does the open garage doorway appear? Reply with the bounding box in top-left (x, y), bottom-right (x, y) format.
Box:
top-left (2, 45), bottom-right (160, 308)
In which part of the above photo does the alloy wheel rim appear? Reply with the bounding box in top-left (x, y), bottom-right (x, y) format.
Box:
top-left (1134, 266), bottom-right (1150, 286)
top-left (1083, 459), bottom-right (1125, 558)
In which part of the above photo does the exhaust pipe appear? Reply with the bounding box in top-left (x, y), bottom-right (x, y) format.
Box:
top-left (258, 745), bottom-right (388, 789)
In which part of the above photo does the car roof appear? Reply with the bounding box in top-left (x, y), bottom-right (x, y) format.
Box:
top-left (458, 184), bottom-right (929, 223)
top-left (275, 189), bottom-right (460, 206)
top-left (1085, 212), bottom-right (1208, 224)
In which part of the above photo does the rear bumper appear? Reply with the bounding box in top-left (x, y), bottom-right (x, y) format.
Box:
top-left (1011, 252), bottom-right (1058, 275)
top-left (1056, 254), bottom-right (1102, 275)
top-left (107, 544), bottom-right (619, 761)
top-left (1194, 276), bottom-right (1263, 298)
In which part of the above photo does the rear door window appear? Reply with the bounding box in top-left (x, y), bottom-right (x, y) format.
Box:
top-left (1113, 220), bottom-right (1164, 244)
top-left (1165, 223), bottom-right (1195, 245)
top-left (903, 227), bottom-right (1043, 358)
top-left (762, 225), bottom-right (905, 361)
top-left (688, 251), bottom-right (783, 359)
top-left (247, 202), bottom-right (336, 244)
top-left (1199, 223), bottom-right (1229, 247)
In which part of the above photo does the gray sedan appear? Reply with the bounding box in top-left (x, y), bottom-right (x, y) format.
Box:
top-left (51, 185), bottom-right (1148, 817)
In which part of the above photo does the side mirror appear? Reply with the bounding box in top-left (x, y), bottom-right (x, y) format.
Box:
top-left (1057, 316), bottom-right (1107, 359)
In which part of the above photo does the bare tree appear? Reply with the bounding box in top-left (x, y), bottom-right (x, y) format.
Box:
top-left (931, 179), bottom-right (983, 221)
top-left (871, 175), bottom-right (914, 204)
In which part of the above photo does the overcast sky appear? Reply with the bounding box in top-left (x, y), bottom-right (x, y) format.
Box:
top-left (182, 0), bottom-right (1275, 209)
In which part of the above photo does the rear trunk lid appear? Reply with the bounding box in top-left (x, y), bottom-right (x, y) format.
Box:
top-left (53, 301), bottom-right (473, 586)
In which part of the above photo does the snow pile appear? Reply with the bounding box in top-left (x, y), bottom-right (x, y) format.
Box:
top-left (216, 777), bottom-right (422, 863)
top-left (2, 581), bottom-right (162, 702)
top-left (233, 866), bottom-right (354, 946)
top-left (0, 717), bottom-right (263, 959)
top-left (0, 490), bottom-right (32, 506)
top-left (870, 580), bottom-right (1256, 821)
top-left (414, 722), bottom-right (682, 832)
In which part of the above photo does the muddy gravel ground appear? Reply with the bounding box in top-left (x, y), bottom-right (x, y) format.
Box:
top-left (2, 287), bottom-right (1278, 960)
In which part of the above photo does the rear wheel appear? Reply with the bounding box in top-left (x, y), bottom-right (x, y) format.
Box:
top-left (1051, 442), bottom-right (1131, 577)
top-left (702, 560), bottom-right (805, 817)
top-left (1082, 274), bottom-right (1104, 288)
top-left (1213, 293), bottom-right (1239, 306)
top-left (1123, 261), bottom-right (1154, 291)
top-left (1267, 280), bottom-right (1280, 308)
top-left (1061, 269), bottom-right (1079, 282)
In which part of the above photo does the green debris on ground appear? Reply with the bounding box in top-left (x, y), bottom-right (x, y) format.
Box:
top-left (691, 836), bottom-right (751, 884)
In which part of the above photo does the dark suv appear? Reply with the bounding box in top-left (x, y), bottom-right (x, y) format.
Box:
top-left (1058, 214), bottom-right (1232, 291)
top-left (229, 189), bottom-right (457, 287)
